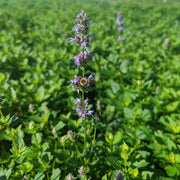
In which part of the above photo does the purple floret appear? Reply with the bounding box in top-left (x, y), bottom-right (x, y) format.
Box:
top-left (70, 75), bottom-right (80, 85)
top-left (75, 98), bottom-right (94, 119)
top-left (87, 74), bottom-right (93, 81)
top-left (118, 36), bottom-right (125, 42)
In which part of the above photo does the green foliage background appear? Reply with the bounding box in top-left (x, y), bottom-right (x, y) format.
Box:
top-left (0, 0), bottom-right (180, 179)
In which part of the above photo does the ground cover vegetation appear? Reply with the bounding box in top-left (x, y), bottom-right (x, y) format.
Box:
top-left (0, 0), bottom-right (180, 179)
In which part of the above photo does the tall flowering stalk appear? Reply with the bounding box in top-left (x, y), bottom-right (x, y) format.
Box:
top-left (116, 11), bottom-right (125, 42)
top-left (69, 10), bottom-right (96, 169)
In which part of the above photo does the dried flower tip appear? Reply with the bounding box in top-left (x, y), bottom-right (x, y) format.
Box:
top-left (67, 130), bottom-right (74, 141)
top-left (22, 176), bottom-right (28, 180)
top-left (78, 166), bottom-right (86, 177)
top-left (66, 173), bottom-right (74, 180)
top-left (29, 104), bottom-right (34, 112)
top-left (164, 38), bottom-right (169, 49)
top-left (29, 121), bottom-right (34, 130)
top-left (52, 127), bottom-right (57, 136)
top-left (116, 170), bottom-right (123, 180)
top-left (94, 113), bottom-right (100, 122)
top-left (61, 135), bottom-right (66, 144)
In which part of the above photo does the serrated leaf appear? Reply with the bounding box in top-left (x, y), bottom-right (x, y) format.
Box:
top-left (0, 170), bottom-right (6, 180)
top-left (5, 168), bottom-right (12, 179)
top-left (124, 107), bottom-right (134, 119)
top-left (120, 60), bottom-right (129, 73)
top-left (133, 160), bottom-right (149, 168)
top-left (113, 131), bottom-right (122, 144)
top-left (51, 168), bottom-right (61, 180)
top-left (166, 101), bottom-right (179, 112)
top-left (106, 156), bottom-right (121, 169)
top-left (111, 82), bottom-right (120, 94)
top-left (142, 109), bottom-right (151, 121)
top-left (165, 165), bottom-right (177, 176)
top-left (34, 173), bottom-right (45, 180)
top-left (8, 115), bottom-right (19, 128)
top-left (41, 152), bottom-right (53, 164)
top-left (35, 86), bottom-right (45, 101)
top-left (55, 121), bottom-right (65, 131)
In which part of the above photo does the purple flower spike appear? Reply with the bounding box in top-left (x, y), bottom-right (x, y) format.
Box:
top-left (116, 11), bottom-right (125, 42)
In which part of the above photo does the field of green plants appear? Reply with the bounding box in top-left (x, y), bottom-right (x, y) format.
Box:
top-left (0, 0), bottom-right (180, 179)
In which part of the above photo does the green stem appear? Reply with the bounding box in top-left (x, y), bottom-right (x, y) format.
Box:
top-left (84, 123), bottom-right (87, 167)
top-left (110, 142), bottom-right (113, 155)
top-left (87, 127), bottom-right (96, 165)
top-left (22, 163), bottom-right (28, 177)
top-left (52, 138), bottom-right (57, 171)
top-left (7, 125), bottom-right (19, 154)
top-left (46, 172), bottom-right (50, 180)
top-left (73, 141), bottom-right (83, 164)
top-left (63, 144), bottom-right (67, 174)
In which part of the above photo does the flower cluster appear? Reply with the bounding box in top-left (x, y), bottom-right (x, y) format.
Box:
top-left (116, 11), bottom-right (125, 42)
top-left (69, 10), bottom-right (95, 119)
top-left (75, 98), bottom-right (93, 119)
top-left (69, 10), bottom-right (94, 67)
top-left (70, 74), bottom-right (94, 89)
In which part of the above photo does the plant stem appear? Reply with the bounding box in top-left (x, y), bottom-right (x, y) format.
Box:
top-left (46, 172), bottom-right (50, 180)
top-left (87, 127), bottom-right (96, 165)
top-left (84, 123), bottom-right (87, 167)
top-left (6, 125), bottom-right (19, 154)
top-left (63, 144), bottom-right (67, 174)
top-left (74, 141), bottom-right (83, 164)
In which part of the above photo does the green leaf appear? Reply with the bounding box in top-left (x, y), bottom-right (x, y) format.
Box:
top-left (34, 173), bottom-right (45, 180)
top-left (133, 160), bottom-right (149, 168)
top-left (15, 136), bottom-right (25, 149)
top-left (35, 86), bottom-right (45, 101)
top-left (142, 109), bottom-right (151, 121)
top-left (105, 156), bottom-right (121, 169)
top-left (8, 115), bottom-right (19, 128)
top-left (51, 168), bottom-right (61, 180)
top-left (0, 170), bottom-right (6, 180)
top-left (32, 133), bottom-right (42, 145)
top-left (111, 82), bottom-right (120, 94)
top-left (142, 171), bottom-right (153, 179)
top-left (41, 152), bottom-right (53, 164)
top-left (124, 107), bottom-right (134, 119)
top-left (120, 60), bottom-right (129, 73)
top-left (55, 121), bottom-right (65, 131)
top-left (113, 131), bottom-right (122, 144)
top-left (5, 168), bottom-right (12, 179)
top-left (166, 101), bottom-right (179, 112)
top-left (165, 165), bottom-right (178, 177)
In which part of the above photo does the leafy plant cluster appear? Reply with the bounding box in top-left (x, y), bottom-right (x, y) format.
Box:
top-left (0, 0), bottom-right (180, 179)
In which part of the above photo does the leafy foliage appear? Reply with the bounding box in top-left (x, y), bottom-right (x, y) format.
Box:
top-left (0, 0), bottom-right (180, 179)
